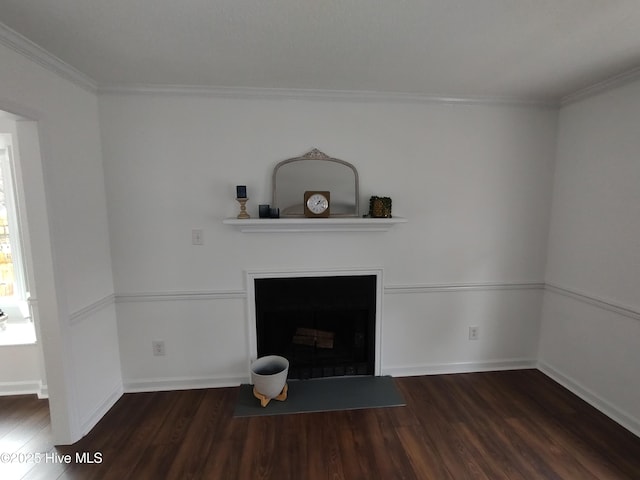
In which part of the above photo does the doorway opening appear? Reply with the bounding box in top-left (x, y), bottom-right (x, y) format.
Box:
top-left (0, 122), bottom-right (34, 346)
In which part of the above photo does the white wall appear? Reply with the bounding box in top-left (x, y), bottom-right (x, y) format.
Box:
top-left (99, 93), bottom-right (557, 390)
top-left (0, 42), bottom-right (122, 444)
top-left (539, 79), bottom-right (640, 436)
top-left (0, 344), bottom-right (41, 395)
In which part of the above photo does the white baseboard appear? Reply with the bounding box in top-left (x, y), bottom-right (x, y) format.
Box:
top-left (382, 358), bottom-right (537, 377)
top-left (123, 374), bottom-right (247, 393)
top-left (0, 380), bottom-right (42, 396)
top-left (37, 381), bottom-right (48, 399)
top-left (79, 383), bottom-right (124, 436)
top-left (124, 361), bottom-right (536, 393)
top-left (537, 361), bottom-right (640, 438)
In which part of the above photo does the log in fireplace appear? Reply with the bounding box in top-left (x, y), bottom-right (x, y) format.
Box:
top-left (254, 275), bottom-right (377, 379)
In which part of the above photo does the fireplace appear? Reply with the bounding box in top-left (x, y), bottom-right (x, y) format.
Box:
top-left (248, 269), bottom-right (382, 379)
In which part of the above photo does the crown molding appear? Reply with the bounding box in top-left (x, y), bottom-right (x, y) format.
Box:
top-left (98, 83), bottom-right (558, 108)
top-left (560, 65), bottom-right (640, 107)
top-left (6, 15), bottom-right (637, 109)
top-left (0, 21), bottom-right (97, 93)
top-left (0, 20), bottom-right (555, 108)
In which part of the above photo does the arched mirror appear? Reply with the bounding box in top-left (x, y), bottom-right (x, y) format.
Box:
top-left (272, 149), bottom-right (360, 217)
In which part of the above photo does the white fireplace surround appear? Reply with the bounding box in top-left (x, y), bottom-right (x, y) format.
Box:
top-left (245, 267), bottom-right (384, 377)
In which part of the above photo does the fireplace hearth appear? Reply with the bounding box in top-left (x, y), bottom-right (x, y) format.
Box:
top-left (254, 275), bottom-right (377, 379)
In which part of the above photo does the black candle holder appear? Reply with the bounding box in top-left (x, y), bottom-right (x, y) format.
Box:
top-left (259, 204), bottom-right (271, 218)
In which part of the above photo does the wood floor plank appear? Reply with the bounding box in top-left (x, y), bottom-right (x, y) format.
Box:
top-left (164, 388), bottom-right (235, 479)
top-left (63, 391), bottom-right (180, 480)
top-left (395, 424), bottom-right (454, 480)
top-left (301, 413), bottom-right (331, 480)
top-left (334, 411), bottom-right (366, 480)
top-left (0, 395), bottom-right (44, 442)
top-left (482, 411), bottom-right (565, 479)
top-left (506, 416), bottom-right (604, 480)
top-left (551, 412), bottom-right (640, 479)
top-left (0, 406), bottom-right (49, 453)
top-left (349, 409), bottom-right (409, 479)
top-left (452, 421), bottom-right (528, 480)
top-left (373, 408), bottom-right (423, 479)
top-left (1, 370), bottom-right (640, 479)
top-left (270, 413), bottom-right (310, 480)
top-left (201, 417), bottom-right (250, 478)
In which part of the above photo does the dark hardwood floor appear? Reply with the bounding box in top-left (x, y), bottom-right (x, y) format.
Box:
top-left (1, 369), bottom-right (639, 479)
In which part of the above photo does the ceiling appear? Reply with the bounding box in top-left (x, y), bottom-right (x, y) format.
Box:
top-left (2, 0), bottom-right (640, 103)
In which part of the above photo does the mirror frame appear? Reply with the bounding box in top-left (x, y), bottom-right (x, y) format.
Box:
top-left (272, 149), bottom-right (360, 217)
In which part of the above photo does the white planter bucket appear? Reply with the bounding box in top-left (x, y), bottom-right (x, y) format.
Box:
top-left (250, 355), bottom-right (289, 399)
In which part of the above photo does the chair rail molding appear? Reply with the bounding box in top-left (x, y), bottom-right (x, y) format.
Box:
top-left (545, 282), bottom-right (640, 321)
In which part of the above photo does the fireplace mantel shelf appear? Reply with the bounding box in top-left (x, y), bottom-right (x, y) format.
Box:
top-left (223, 217), bottom-right (407, 233)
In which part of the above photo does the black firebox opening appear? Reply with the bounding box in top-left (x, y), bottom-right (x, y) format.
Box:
top-left (255, 275), bottom-right (376, 379)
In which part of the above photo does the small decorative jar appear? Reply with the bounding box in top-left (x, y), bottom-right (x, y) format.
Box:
top-left (369, 196), bottom-right (392, 218)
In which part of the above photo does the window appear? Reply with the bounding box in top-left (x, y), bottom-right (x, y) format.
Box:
top-left (0, 132), bottom-right (35, 345)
